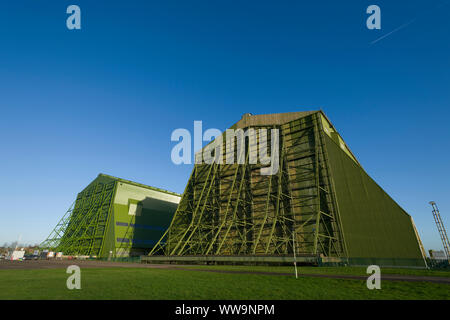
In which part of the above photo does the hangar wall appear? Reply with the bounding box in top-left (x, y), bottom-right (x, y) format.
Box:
top-left (324, 133), bottom-right (426, 266)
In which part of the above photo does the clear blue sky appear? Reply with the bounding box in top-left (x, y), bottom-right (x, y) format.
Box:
top-left (0, 1), bottom-right (449, 253)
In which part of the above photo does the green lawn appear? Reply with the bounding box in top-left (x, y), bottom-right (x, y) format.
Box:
top-left (0, 267), bottom-right (449, 300)
top-left (175, 264), bottom-right (450, 278)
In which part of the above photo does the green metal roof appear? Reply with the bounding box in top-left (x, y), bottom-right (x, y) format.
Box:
top-left (230, 110), bottom-right (319, 129)
top-left (97, 173), bottom-right (181, 197)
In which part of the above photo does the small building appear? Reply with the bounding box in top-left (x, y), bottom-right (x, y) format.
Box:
top-left (429, 250), bottom-right (447, 261)
top-left (41, 174), bottom-right (180, 258)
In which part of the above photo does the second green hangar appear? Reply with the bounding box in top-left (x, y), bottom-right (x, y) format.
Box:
top-left (43, 111), bottom-right (427, 267)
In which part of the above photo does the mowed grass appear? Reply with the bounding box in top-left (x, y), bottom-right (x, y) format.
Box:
top-left (177, 264), bottom-right (450, 278)
top-left (0, 267), bottom-right (449, 300)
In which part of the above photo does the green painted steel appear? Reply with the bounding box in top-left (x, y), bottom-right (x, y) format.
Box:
top-left (150, 112), bottom-right (346, 259)
top-left (40, 174), bottom-right (181, 258)
top-left (41, 175), bottom-right (117, 257)
top-left (323, 134), bottom-right (426, 267)
top-left (142, 255), bottom-right (319, 264)
top-left (150, 111), bottom-right (426, 267)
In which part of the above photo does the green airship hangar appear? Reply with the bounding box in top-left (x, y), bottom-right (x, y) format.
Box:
top-left (41, 110), bottom-right (428, 268)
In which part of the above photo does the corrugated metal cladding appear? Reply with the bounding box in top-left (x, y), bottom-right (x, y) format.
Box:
top-left (324, 134), bottom-right (425, 267)
top-left (149, 110), bottom-right (426, 267)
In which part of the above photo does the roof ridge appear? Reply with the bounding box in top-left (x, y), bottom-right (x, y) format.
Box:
top-left (97, 173), bottom-right (181, 197)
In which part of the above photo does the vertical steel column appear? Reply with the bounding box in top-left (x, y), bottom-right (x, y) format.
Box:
top-left (98, 181), bottom-right (118, 257)
top-left (265, 128), bottom-right (284, 254)
top-left (316, 114), bottom-right (348, 259)
top-left (312, 115), bottom-right (321, 255)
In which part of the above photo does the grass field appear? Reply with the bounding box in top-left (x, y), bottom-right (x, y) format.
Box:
top-left (177, 264), bottom-right (450, 277)
top-left (0, 267), bottom-right (449, 300)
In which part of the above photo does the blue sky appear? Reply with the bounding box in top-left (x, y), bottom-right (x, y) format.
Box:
top-left (0, 1), bottom-right (449, 253)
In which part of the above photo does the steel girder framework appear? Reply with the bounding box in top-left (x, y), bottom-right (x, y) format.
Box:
top-left (39, 202), bottom-right (75, 250)
top-left (40, 180), bottom-right (117, 256)
top-left (150, 113), bottom-right (348, 258)
top-left (430, 201), bottom-right (450, 261)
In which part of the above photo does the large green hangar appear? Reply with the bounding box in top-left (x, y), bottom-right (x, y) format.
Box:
top-left (41, 174), bottom-right (181, 258)
top-left (149, 111), bottom-right (427, 267)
